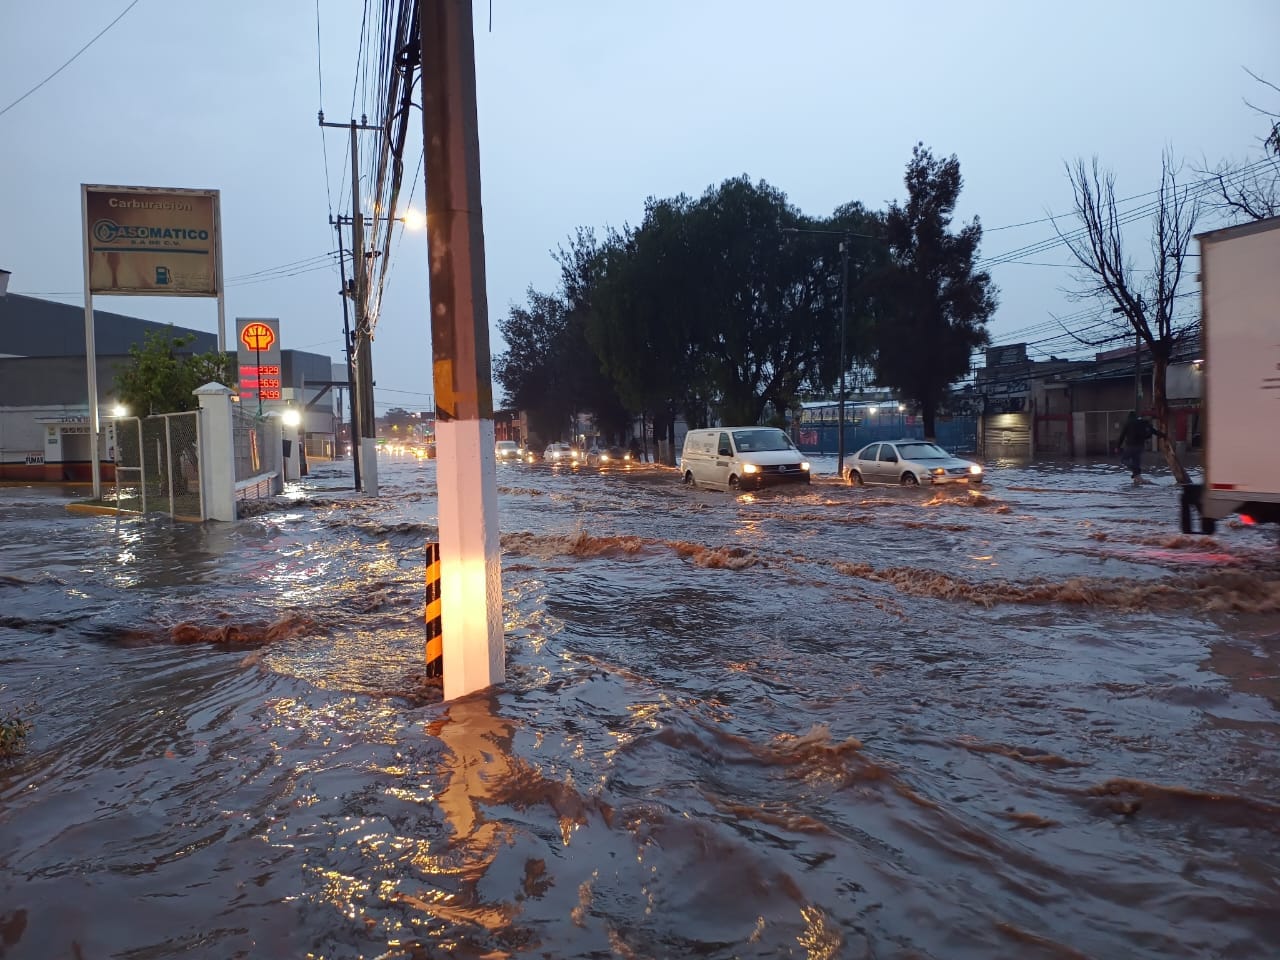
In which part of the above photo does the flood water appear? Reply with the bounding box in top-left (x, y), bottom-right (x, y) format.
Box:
top-left (2, 453), bottom-right (1279, 959)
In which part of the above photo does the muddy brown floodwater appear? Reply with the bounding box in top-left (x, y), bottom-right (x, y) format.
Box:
top-left (1, 453), bottom-right (1278, 959)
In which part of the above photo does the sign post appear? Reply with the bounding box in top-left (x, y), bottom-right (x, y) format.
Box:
top-left (235, 318), bottom-right (283, 416)
top-left (81, 185), bottom-right (222, 499)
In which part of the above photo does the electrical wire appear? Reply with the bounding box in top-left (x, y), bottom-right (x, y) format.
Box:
top-left (315, 0), bottom-right (335, 223)
top-left (0, 0), bottom-right (141, 119)
top-left (979, 157), bottom-right (1273, 268)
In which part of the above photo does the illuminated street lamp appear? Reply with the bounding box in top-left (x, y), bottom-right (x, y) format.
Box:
top-left (400, 207), bottom-right (426, 231)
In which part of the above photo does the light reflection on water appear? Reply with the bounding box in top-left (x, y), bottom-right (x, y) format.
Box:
top-left (0, 456), bottom-right (1278, 958)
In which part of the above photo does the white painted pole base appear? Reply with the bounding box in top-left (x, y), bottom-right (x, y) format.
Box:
top-left (283, 431), bottom-right (301, 481)
top-left (434, 418), bottom-right (504, 700)
top-left (361, 437), bottom-right (379, 495)
top-left (194, 383), bottom-right (236, 522)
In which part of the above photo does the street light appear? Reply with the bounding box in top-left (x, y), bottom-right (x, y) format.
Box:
top-left (782, 226), bottom-right (881, 478)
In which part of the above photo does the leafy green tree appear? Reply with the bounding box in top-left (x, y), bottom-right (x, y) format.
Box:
top-left (379, 407), bottom-right (418, 438)
top-left (552, 230), bottom-right (633, 442)
top-left (875, 144), bottom-right (996, 439)
top-left (823, 201), bottom-right (892, 392)
top-left (584, 199), bottom-right (706, 457)
top-left (114, 328), bottom-right (235, 416)
top-left (686, 176), bottom-right (837, 425)
top-left (493, 289), bottom-right (575, 445)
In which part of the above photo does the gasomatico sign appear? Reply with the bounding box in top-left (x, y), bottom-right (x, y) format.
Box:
top-left (83, 185), bottom-right (220, 296)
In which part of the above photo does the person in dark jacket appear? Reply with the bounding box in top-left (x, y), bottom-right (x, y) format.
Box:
top-left (1114, 411), bottom-right (1165, 480)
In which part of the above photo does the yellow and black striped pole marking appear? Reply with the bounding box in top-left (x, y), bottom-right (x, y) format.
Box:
top-left (425, 541), bottom-right (443, 678)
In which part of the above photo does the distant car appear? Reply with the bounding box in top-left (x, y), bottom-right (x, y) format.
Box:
top-left (542, 442), bottom-right (577, 464)
top-left (586, 445), bottom-right (632, 466)
top-left (844, 440), bottom-right (983, 487)
top-left (495, 440), bottom-right (520, 461)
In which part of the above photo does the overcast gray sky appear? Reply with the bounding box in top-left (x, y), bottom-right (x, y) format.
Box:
top-left (2, 0), bottom-right (1276, 413)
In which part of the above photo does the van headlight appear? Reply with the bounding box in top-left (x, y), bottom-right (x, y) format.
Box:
top-left (742, 463), bottom-right (760, 474)
top-left (800, 461), bottom-right (810, 472)
top-left (969, 464), bottom-right (983, 475)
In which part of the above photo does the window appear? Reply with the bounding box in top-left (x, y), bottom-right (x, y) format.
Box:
top-left (730, 429), bottom-right (794, 452)
top-left (718, 433), bottom-right (731, 457)
top-left (879, 445), bottom-right (898, 463)
top-left (858, 444), bottom-right (879, 461)
top-left (896, 442), bottom-right (948, 460)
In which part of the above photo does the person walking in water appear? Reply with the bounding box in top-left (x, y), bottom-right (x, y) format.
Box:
top-left (1114, 411), bottom-right (1165, 482)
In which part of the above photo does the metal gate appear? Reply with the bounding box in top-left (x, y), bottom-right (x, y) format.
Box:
top-left (110, 411), bottom-right (203, 520)
top-left (981, 412), bottom-right (1031, 459)
top-left (1084, 410), bottom-right (1131, 457)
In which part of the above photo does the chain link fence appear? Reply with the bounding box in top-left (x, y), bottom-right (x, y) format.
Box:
top-left (232, 408), bottom-right (279, 482)
top-left (110, 411), bottom-right (202, 519)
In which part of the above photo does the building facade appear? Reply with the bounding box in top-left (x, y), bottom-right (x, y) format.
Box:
top-left (0, 287), bottom-right (339, 480)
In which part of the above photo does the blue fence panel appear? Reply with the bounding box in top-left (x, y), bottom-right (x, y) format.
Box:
top-left (794, 415), bottom-right (977, 456)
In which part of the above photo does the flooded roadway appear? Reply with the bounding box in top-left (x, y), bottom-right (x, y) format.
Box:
top-left (1, 453), bottom-right (1278, 959)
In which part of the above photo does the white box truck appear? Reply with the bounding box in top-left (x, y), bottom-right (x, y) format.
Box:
top-left (1181, 215), bottom-right (1280, 533)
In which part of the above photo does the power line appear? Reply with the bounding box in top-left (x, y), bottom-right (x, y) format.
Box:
top-left (981, 156), bottom-right (1274, 236)
top-left (16, 250), bottom-right (347, 298)
top-left (979, 157), bottom-right (1272, 268)
top-left (0, 0), bottom-right (141, 119)
top-left (315, 0), bottom-right (335, 223)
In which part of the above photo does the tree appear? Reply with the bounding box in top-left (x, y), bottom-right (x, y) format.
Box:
top-left (1204, 69), bottom-right (1280, 222)
top-left (876, 144), bottom-right (996, 439)
top-left (585, 198), bottom-right (706, 461)
top-left (687, 177), bottom-right (841, 426)
top-left (552, 229), bottom-right (634, 443)
top-left (114, 328), bottom-right (235, 416)
top-left (379, 407), bottom-right (417, 437)
top-left (1060, 153), bottom-right (1198, 485)
top-left (493, 288), bottom-right (575, 445)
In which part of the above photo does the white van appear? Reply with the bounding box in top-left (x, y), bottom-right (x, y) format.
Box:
top-left (680, 427), bottom-right (810, 492)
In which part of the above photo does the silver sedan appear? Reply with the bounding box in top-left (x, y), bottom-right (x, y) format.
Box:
top-left (845, 440), bottom-right (984, 486)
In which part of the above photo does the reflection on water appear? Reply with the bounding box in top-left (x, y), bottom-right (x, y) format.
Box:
top-left (1, 457), bottom-right (1279, 958)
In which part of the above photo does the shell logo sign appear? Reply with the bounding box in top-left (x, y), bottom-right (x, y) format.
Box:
top-left (240, 322), bottom-right (276, 352)
top-left (235, 317), bottom-right (283, 408)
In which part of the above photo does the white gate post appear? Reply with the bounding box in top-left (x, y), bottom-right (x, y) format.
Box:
top-left (195, 383), bottom-right (237, 522)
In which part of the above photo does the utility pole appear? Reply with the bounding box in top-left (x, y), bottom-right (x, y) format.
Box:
top-left (837, 235), bottom-right (850, 478)
top-left (782, 225), bottom-right (879, 479)
top-left (421, 0), bottom-right (504, 700)
top-left (319, 112), bottom-right (381, 495)
top-left (1134, 328), bottom-right (1142, 413)
top-left (332, 216), bottom-right (361, 490)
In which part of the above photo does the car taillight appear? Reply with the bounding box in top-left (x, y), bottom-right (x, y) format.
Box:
top-left (1241, 514), bottom-right (1256, 526)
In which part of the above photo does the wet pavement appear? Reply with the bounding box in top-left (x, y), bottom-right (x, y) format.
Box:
top-left (1, 453), bottom-right (1278, 958)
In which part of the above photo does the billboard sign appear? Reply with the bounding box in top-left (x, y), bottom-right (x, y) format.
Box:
top-left (985, 343), bottom-right (1028, 368)
top-left (236, 317), bottom-right (283, 409)
top-left (83, 185), bottom-right (219, 296)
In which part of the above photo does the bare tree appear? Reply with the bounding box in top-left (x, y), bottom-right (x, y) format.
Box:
top-left (1059, 152), bottom-right (1199, 484)
top-left (1203, 68), bottom-right (1280, 222)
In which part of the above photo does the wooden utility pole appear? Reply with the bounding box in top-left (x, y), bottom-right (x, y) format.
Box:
top-left (332, 217), bottom-right (361, 490)
top-left (319, 113), bottom-right (381, 495)
top-left (420, 0), bottom-right (504, 699)
top-left (348, 120), bottom-right (379, 495)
